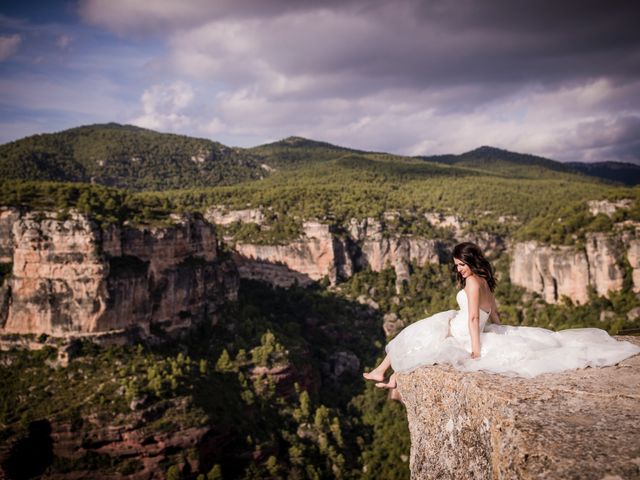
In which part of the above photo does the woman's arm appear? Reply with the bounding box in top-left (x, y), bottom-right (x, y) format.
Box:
top-left (465, 279), bottom-right (482, 359)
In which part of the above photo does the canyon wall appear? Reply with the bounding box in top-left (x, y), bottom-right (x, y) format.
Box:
top-left (398, 336), bottom-right (640, 480)
top-left (2, 204), bottom-right (638, 337)
top-left (233, 221), bottom-right (353, 287)
top-left (212, 207), bottom-right (630, 303)
top-left (0, 211), bottom-right (238, 336)
top-left (230, 217), bottom-right (450, 291)
top-left (510, 232), bottom-right (632, 304)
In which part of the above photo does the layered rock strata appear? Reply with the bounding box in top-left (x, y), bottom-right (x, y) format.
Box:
top-left (510, 234), bottom-right (625, 304)
top-left (625, 238), bottom-right (640, 293)
top-left (234, 221), bottom-right (354, 286)
top-left (353, 218), bottom-right (445, 291)
top-left (234, 217), bottom-right (449, 290)
top-left (398, 336), bottom-right (640, 480)
top-left (0, 211), bottom-right (238, 336)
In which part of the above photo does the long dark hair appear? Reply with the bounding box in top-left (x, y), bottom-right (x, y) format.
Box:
top-left (452, 242), bottom-right (497, 291)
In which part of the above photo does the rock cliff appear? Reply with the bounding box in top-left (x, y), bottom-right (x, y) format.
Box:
top-left (232, 216), bottom-right (448, 290)
top-left (0, 211), bottom-right (238, 336)
top-left (510, 233), bottom-right (626, 304)
top-left (398, 336), bottom-right (640, 480)
top-left (353, 218), bottom-right (446, 291)
top-left (233, 221), bottom-right (353, 287)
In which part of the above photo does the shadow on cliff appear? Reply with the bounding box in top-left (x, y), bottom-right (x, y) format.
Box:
top-left (175, 278), bottom-right (387, 476)
top-left (1, 420), bottom-right (53, 479)
top-left (231, 253), bottom-right (319, 288)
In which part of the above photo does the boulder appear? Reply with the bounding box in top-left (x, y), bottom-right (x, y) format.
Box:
top-left (398, 336), bottom-right (640, 479)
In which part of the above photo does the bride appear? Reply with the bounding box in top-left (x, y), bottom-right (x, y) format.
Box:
top-left (364, 242), bottom-right (640, 389)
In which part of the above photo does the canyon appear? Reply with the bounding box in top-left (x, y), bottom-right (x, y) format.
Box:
top-left (1, 204), bottom-right (638, 338)
top-left (211, 206), bottom-right (637, 306)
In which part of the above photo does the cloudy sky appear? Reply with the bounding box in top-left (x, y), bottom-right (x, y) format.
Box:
top-left (1, 0), bottom-right (639, 163)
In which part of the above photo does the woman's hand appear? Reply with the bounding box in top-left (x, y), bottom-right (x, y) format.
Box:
top-left (470, 351), bottom-right (481, 360)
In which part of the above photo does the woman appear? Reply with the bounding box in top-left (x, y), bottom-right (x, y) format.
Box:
top-left (364, 242), bottom-right (640, 389)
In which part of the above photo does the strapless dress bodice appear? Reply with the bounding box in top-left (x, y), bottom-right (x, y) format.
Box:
top-left (449, 289), bottom-right (490, 338)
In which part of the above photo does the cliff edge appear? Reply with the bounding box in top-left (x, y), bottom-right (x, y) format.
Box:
top-left (398, 336), bottom-right (640, 480)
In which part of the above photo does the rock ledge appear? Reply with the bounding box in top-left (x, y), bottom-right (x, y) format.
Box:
top-left (398, 337), bottom-right (640, 480)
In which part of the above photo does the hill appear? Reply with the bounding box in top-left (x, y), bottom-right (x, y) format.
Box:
top-left (566, 161), bottom-right (640, 186)
top-left (418, 146), bottom-right (576, 179)
top-left (3, 124), bottom-right (624, 192)
top-left (0, 123), bottom-right (266, 191)
top-left (248, 136), bottom-right (364, 169)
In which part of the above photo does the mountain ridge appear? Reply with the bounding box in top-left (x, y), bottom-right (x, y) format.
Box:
top-left (1, 123), bottom-right (638, 188)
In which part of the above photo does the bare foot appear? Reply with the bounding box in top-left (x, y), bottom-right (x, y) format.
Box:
top-left (363, 371), bottom-right (385, 382)
top-left (375, 376), bottom-right (397, 389)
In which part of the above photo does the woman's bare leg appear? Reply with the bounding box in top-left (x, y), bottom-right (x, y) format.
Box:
top-left (376, 372), bottom-right (397, 389)
top-left (389, 388), bottom-right (403, 402)
top-left (363, 354), bottom-right (391, 382)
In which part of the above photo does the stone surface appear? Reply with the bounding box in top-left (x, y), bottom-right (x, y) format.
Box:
top-left (626, 239), bottom-right (640, 293)
top-left (587, 199), bottom-right (632, 217)
top-left (204, 206), bottom-right (266, 226)
top-left (585, 233), bottom-right (624, 297)
top-left (510, 236), bottom-right (626, 304)
top-left (234, 221), bottom-right (353, 285)
top-left (354, 218), bottom-right (446, 292)
top-left (0, 211), bottom-right (238, 336)
top-left (510, 241), bottom-right (591, 303)
top-left (226, 215), bottom-right (448, 290)
top-left (398, 336), bottom-right (640, 480)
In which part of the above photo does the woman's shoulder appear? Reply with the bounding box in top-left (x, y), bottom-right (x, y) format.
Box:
top-left (465, 276), bottom-right (482, 289)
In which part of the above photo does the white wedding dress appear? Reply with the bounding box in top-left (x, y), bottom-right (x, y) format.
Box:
top-left (385, 289), bottom-right (640, 378)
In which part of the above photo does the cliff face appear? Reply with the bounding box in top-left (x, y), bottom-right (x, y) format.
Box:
top-left (233, 217), bottom-right (447, 290)
top-left (234, 221), bottom-right (352, 287)
top-left (398, 336), bottom-right (640, 480)
top-left (0, 211), bottom-right (238, 336)
top-left (354, 218), bottom-right (445, 291)
top-left (510, 233), bottom-right (626, 304)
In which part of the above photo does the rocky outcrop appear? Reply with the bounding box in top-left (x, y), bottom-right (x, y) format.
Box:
top-left (587, 199), bottom-right (632, 217)
top-left (232, 216), bottom-right (450, 290)
top-left (626, 238), bottom-right (640, 293)
top-left (0, 397), bottom-right (221, 480)
top-left (585, 232), bottom-right (625, 297)
top-left (234, 221), bottom-right (353, 286)
top-left (226, 213), bottom-right (501, 291)
top-left (353, 218), bottom-right (445, 291)
top-left (204, 206), bottom-right (266, 226)
top-left (510, 234), bottom-right (625, 304)
top-left (0, 211), bottom-right (238, 336)
top-left (398, 336), bottom-right (640, 480)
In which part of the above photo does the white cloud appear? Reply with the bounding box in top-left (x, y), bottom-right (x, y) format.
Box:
top-left (72, 1), bottom-right (640, 163)
top-left (0, 34), bottom-right (21, 61)
top-left (130, 81), bottom-right (195, 131)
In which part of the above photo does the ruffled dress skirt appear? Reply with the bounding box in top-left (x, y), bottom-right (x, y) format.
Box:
top-left (385, 291), bottom-right (640, 378)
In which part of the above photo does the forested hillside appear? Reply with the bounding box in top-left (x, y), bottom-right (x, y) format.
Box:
top-left (0, 124), bottom-right (266, 190)
top-left (567, 161), bottom-right (640, 186)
